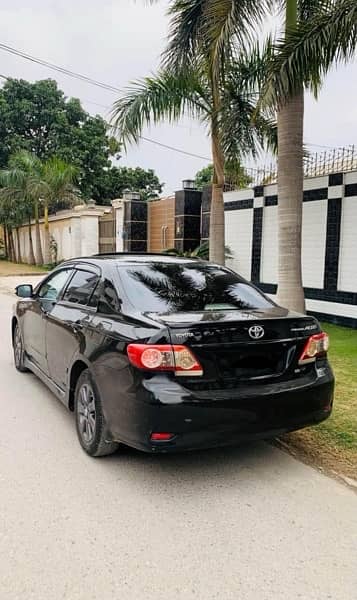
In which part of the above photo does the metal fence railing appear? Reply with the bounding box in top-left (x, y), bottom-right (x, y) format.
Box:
top-left (226, 145), bottom-right (357, 190)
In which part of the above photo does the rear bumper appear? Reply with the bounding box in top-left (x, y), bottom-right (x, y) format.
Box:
top-left (107, 365), bottom-right (334, 453)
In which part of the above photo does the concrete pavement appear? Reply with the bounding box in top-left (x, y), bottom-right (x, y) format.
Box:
top-left (0, 280), bottom-right (356, 600)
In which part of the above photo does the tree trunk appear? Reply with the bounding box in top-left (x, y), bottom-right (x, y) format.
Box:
top-left (276, 0), bottom-right (305, 314)
top-left (6, 227), bottom-right (12, 261)
top-left (210, 180), bottom-right (225, 265)
top-left (3, 226), bottom-right (8, 259)
top-left (27, 216), bottom-right (36, 265)
top-left (43, 201), bottom-right (50, 265)
top-left (209, 105), bottom-right (225, 265)
top-left (34, 200), bottom-right (44, 266)
top-left (277, 92), bottom-right (305, 313)
top-left (16, 227), bottom-right (22, 263)
top-left (7, 228), bottom-right (12, 262)
top-left (9, 228), bottom-right (16, 263)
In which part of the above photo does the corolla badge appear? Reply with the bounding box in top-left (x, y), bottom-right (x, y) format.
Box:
top-left (248, 325), bottom-right (265, 339)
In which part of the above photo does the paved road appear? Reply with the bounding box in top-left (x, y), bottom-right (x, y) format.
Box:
top-left (0, 278), bottom-right (356, 600)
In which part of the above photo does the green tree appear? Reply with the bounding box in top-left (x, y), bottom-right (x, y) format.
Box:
top-left (112, 53), bottom-right (275, 264)
top-left (0, 193), bottom-right (24, 262)
top-left (0, 151), bottom-right (42, 264)
top-left (0, 151), bottom-right (80, 265)
top-left (0, 78), bottom-right (119, 199)
top-left (194, 165), bottom-right (214, 190)
top-left (39, 158), bottom-right (80, 264)
top-left (194, 163), bottom-right (252, 190)
top-left (0, 78), bottom-right (163, 204)
top-left (91, 166), bottom-right (163, 203)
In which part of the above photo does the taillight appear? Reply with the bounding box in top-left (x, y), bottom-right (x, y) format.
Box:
top-left (127, 344), bottom-right (203, 376)
top-left (299, 332), bottom-right (329, 365)
top-left (150, 432), bottom-right (175, 442)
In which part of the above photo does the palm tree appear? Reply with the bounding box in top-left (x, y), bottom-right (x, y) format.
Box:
top-left (159, 1), bottom-right (334, 312)
top-left (39, 158), bottom-right (79, 264)
top-left (274, 0), bottom-right (328, 313)
top-left (0, 198), bottom-right (14, 262)
top-left (112, 52), bottom-right (276, 265)
top-left (0, 151), bottom-right (44, 264)
top-left (275, 0), bottom-right (305, 313)
top-left (259, 0), bottom-right (357, 311)
top-left (0, 152), bottom-right (41, 264)
top-left (0, 152), bottom-right (79, 265)
top-left (0, 192), bottom-right (28, 263)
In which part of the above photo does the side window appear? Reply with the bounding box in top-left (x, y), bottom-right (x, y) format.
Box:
top-left (98, 279), bottom-right (121, 314)
top-left (38, 269), bottom-right (73, 301)
top-left (62, 270), bottom-right (100, 306)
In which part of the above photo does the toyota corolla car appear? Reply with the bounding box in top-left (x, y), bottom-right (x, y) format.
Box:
top-left (12, 254), bottom-right (334, 457)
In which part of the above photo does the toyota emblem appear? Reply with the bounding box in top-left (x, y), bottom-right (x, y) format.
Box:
top-left (248, 325), bottom-right (265, 339)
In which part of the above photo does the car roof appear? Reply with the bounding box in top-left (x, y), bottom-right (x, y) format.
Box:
top-left (60, 253), bottom-right (205, 268)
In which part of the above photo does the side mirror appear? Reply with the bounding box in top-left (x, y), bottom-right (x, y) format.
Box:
top-left (15, 284), bottom-right (34, 298)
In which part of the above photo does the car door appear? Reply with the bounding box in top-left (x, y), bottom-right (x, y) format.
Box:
top-left (22, 268), bottom-right (74, 374)
top-left (46, 266), bottom-right (101, 390)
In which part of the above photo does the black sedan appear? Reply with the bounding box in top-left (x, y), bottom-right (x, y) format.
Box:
top-left (12, 254), bottom-right (334, 457)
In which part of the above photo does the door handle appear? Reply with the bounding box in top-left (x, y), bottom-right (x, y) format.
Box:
top-left (41, 301), bottom-right (55, 317)
top-left (71, 320), bottom-right (84, 332)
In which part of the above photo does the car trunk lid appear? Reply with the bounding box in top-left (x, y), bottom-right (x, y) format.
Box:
top-left (146, 308), bottom-right (320, 387)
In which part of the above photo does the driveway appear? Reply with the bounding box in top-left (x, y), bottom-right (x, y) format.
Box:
top-left (0, 278), bottom-right (356, 600)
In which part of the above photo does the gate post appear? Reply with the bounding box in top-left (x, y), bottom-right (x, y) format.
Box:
top-left (174, 180), bottom-right (202, 253)
top-left (123, 193), bottom-right (148, 252)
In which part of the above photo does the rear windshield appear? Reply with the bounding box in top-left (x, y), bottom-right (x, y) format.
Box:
top-left (118, 262), bottom-right (274, 313)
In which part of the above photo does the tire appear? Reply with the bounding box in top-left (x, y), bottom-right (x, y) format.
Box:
top-left (13, 323), bottom-right (29, 373)
top-left (74, 369), bottom-right (119, 457)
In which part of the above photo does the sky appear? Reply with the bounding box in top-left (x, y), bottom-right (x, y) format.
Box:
top-left (0, 0), bottom-right (357, 195)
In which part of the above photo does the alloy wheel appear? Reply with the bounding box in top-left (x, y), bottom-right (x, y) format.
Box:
top-left (77, 383), bottom-right (96, 443)
top-left (14, 327), bottom-right (23, 368)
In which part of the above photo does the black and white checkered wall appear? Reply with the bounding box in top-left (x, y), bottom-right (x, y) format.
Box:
top-left (221, 171), bottom-right (357, 328)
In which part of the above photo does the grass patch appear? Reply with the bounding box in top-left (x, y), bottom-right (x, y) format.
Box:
top-left (318, 323), bottom-right (357, 451)
top-left (282, 322), bottom-right (357, 480)
top-left (0, 261), bottom-right (48, 276)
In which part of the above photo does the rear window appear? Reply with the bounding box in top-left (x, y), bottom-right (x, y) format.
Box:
top-left (118, 262), bottom-right (273, 313)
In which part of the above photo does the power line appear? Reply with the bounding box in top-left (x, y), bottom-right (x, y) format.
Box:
top-left (0, 42), bottom-right (121, 93)
top-left (0, 42), bottom-right (352, 168)
top-left (139, 136), bottom-right (210, 161)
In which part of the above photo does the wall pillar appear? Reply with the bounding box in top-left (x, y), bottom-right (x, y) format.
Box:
top-left (123, 199), bottom-right (148, 252)
top-left (112, 199), bottom-right (125, 252)
top-left (174, 182), bottom-right (202, 253)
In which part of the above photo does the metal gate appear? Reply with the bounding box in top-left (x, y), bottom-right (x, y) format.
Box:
top-left (98, 210), bottom-right (116, 254)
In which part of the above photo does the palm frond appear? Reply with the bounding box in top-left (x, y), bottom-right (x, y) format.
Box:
top-left (298, 0), bottom-right (335, 21)
top-left (219, 46), bottom-right (278, 161)
top-left (7, 150), bottom-right (42, 174)
top-left (227, 37), bottom-right (275, 93)
top-left (204, 0), bottom-right (274, 66)
top-left (164, 0), bottom-right (206, 68)
top-left (164, 0), bottom-right (274, 76)
top-left (41, 158), bottom-right (80, 207)
top-left (111, 69), bottom-right (210, 147)
top-left (262, 0), bottom-right (357, 108)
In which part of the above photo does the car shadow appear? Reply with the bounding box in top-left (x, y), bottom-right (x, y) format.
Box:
top-left (25, 371), bottom-right (289, 489)
top-left (100, 440), bottom-right (284, 492)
